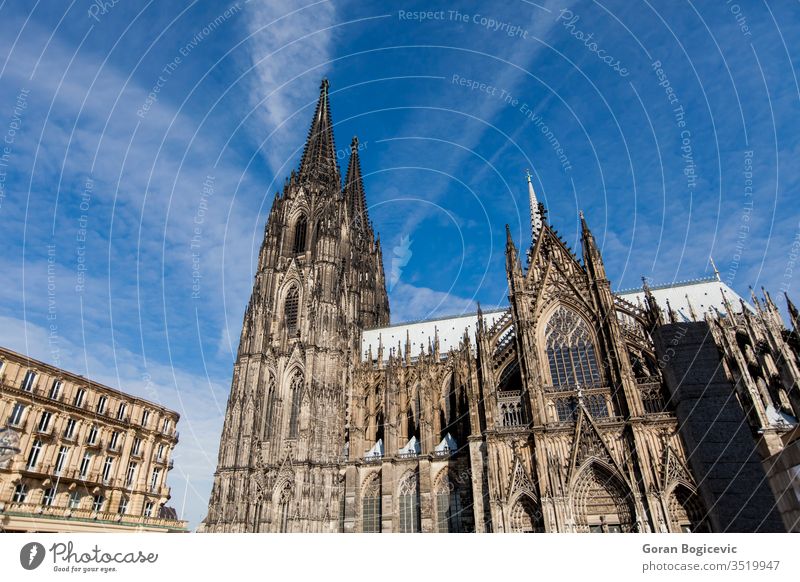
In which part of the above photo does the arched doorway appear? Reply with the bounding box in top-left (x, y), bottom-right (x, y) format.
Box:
top-left (572, 463), bottom-right (635, 532)
top-left (509, 495), bottom-right (543, 533)
top-left (668, 484), bottom-right (707, 532)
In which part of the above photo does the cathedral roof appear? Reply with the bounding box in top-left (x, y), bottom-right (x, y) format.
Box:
top-left (360, 308), bottom-right (506, 362)
top-left (360, 278), bottom-right (751, 362)
top-left (617, 277), bottom-right (751, 321)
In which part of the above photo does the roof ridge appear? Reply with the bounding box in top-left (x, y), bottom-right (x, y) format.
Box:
top-left (616, 275), bottom-right (719, 294)
top-left (363, 306), bottom-right (509, 331)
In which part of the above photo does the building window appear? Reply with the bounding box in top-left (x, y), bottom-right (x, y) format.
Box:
top-left (162, 418), bottom-right (170, 433)
top-left (288, 373), bottom-right (303, 438)
top-left (118, 496), bottom-right (129, 515)
top-left (21, 370), bottom-right (37, 392)
top-left (150, 468), bottom-right (161, 492)
top-left (55, 446), bottom-right (70, 475)
top-left (292, 215), bottom-right (307, 254)
top-left (64, 418), bottom-right (77, 439)
top-left (74, 388), bottom-right (86, 408)
top-left (42, 487), bottom-right (56, 507)
top-left (284, 288), bottom-right (299, 335)
top-left (555, 397), bottom-right (579, 422)
top-left (27, 439), bottom-right (42, 469)
top-left (8, 403), bottom-right (25, 426)
top-left (361, 477), bottom-right (381, 533)
top-left (141, 409), bottom-right (150, 427)
top-left (117, 403), bottom-right (127, 421)
top-left (69, 491), bottom-right (81, 509)
top-left (435, 474), bottom-right (463, 533)
top-left (545, 306), bottom-right (601, 388)
top-left (132, 437), bottom-right (142, 456)
top-left (143, 501), bottom-right (154, 517)
top-left (87, 424), bottom-right (99, 445)
top-left (109, 431), bottom-right (120, 451)
top-left (92, 495), bottom-right (104, 512)
top-left (156, 443), bottom-right (165, 461)
top-left (49, 379), bottom-right (63, 400)
top-left (13, 483), bottom-right (28, 503)
top-left (585, 394), bottom-right (609, 419)
top-left (102, 457), bottom-right (114, 483)
top-left (96, 395), bottom-right (107, 415)
top-left (398, 473), bottom-right (420, 533)
top-left (37, 411), bottom-right (52, 433)
top-left (79, 453), bottom-right (92, 478)
top-left (126, 462), bottom-right (137, 487)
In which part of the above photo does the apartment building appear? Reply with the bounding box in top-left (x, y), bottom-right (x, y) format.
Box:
top-left (0, 346), bottom-right (187, 532)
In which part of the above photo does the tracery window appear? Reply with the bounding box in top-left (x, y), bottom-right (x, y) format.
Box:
top-left (361, 475), bottom-right (381, 533)
top-left (288, 373), bottom-right (303, 438)
top-left (555, 397), bottom-right (578, 422)
top-left (435, 473), bottom-right (464, 533)
top-left (545, 306), bottom-right (601, 388)
top-left (284, 287), bottom-right (299, 335)
top-left (293, 216), bottom-right (307, 254)
top-left (398, 472), bottom-right (420, 533)
top-left (585, 394), bottom-right (609, 419)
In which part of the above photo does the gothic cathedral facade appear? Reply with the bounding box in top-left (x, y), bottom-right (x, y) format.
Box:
top-left (203, 80), bottom-right (800, 533)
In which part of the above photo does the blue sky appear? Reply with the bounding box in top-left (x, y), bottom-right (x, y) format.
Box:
top-left (0, 0), bottom-right (798, 529)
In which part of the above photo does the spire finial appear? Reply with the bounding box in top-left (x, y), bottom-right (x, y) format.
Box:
top-left (709, 256), bottom-right (721, 281)
top-left (526, 169), bottom-right (542, 243)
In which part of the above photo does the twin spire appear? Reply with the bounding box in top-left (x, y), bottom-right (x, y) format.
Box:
top-left (298, 78), bottom-right (370, 233)
top-left (299, 78), bottom-right (341, 186)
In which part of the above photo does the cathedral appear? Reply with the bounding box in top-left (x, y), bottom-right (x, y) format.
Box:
top-left (202, 80), bottom-right (800, 533)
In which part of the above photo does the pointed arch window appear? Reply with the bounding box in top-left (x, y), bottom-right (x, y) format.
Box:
top-left (284, 288), bottom-right (299, 335)
top-left (435, 472), bottom-right (464, 533)
top-left (361, 475), bottom-right (381, 533)
top-left (293, 216), bottom-right (307, 254)
top-left (545, 306), bottom-right (601, 388)
top-left (288, 373), bottom-right (303, 438)
top-left (398, 472), bottom-right (420, 533)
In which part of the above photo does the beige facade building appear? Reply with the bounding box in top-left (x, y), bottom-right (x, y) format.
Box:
top-left (0, 346), bottom-right (187, 532)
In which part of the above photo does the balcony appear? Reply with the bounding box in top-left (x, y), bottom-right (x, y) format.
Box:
top-left (85, 438), bottom-right (103, 449)
top-left (1, 502), bottom-right (188, 530)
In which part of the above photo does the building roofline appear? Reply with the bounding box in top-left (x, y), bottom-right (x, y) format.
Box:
top-left (616, 276), bottom-right (721, 295)
top-left (0, 344), bottom-right (181, 419)
top-left (363, 307), bottom-right (509, 332)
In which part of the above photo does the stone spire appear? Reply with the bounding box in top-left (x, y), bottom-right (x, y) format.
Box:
top-left (526, 169), bottom-right (542, 242)
top-left (344, 136), bottom-right (370, 234)
top-left (299, 78), bottom-right (340, 185)
top-left (786, 292), bottom-right (800, 333)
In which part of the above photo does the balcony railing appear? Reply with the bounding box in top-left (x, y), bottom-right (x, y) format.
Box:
top-left (0, 502), bottom-right (187, 530)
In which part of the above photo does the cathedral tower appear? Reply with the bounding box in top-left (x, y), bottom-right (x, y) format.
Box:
top-left (205, 80), bottom-right (389, 532)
